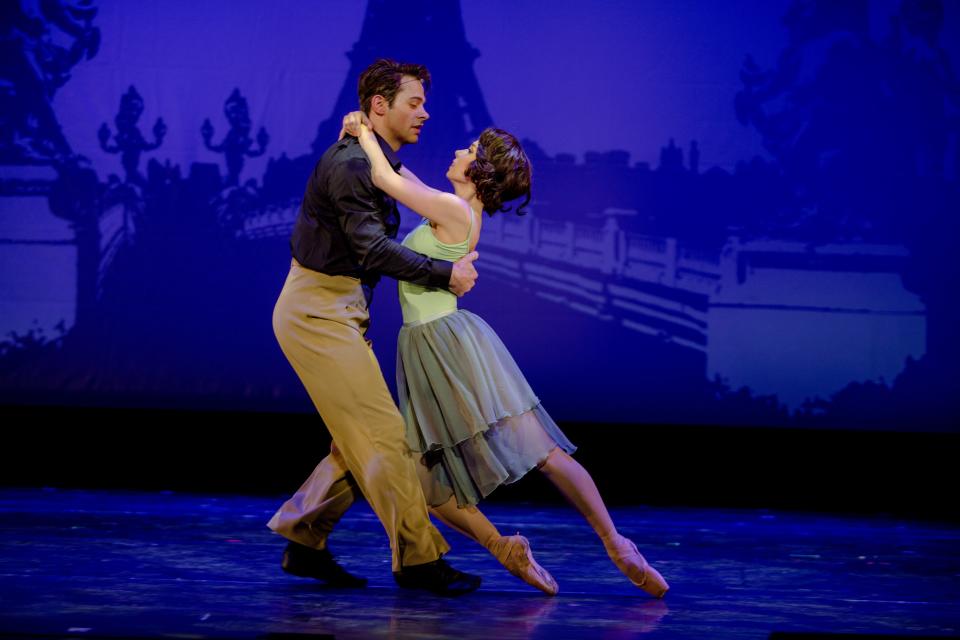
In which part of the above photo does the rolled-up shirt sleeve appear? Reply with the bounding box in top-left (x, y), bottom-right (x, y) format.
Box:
top-left (330, 156), bottom-right (453, 289)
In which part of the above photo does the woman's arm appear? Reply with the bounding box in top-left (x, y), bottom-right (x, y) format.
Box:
top-left (356, 124), bottom-right (469, 231)
top-left (341, 112), bottom-right (431, 191)
top-left (398, 164), bottom-right (428, 188)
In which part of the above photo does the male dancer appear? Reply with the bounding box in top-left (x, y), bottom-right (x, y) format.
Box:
top-left (268, 59), bottom-right (480, 595)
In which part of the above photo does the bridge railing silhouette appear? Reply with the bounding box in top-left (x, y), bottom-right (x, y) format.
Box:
top-left (484, 212), bottom-right (723, 295)
top-left (241, 201), bottom-right (300, 240)
top-left (235, 201), bottom-right (916, 335)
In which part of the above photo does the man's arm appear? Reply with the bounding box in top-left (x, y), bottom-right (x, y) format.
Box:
top-left (330, 156), bottom-right (453, 289)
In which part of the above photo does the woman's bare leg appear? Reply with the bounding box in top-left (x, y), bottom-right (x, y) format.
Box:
top-left (538, 448), bottom-right (669, 597)
top-left (538, 448), bottom-right (617, 541)
top-left (429, 497), bottom-right (499, 550)
top-left (430, 497), bottom-right (558, 595)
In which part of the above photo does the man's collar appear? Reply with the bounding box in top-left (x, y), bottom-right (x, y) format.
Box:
top-left (374, 132), bottom-right (402, 170)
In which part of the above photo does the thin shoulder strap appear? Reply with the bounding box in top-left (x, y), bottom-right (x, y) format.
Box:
top-left (465, 202), bottom-right (476, 235)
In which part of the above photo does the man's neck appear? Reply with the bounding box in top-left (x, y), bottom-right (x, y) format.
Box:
top-left (371, 121), bottom-right (402, 152)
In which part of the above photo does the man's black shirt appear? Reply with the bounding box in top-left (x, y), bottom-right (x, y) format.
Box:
top-left (290, 134), bottom-right (453, 304)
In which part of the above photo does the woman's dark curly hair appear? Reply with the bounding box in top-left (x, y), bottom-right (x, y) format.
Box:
top-left (466, 128), bottom-right (532, 216)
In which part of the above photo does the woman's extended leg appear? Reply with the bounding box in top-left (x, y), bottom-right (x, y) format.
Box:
top-left (538, 448), bottom-right (669, 597)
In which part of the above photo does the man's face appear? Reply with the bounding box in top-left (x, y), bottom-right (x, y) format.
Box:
top-left (383, 75), bottom-right (429, 145)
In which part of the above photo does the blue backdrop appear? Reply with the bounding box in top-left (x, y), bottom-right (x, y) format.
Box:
top-left (1, 0), bottom-right (957, 431)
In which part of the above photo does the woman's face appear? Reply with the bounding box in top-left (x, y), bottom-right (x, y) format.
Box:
top-left (446, 140), bottom-right (478, 183)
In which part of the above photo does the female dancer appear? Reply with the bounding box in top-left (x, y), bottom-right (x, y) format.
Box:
top-left (343, 114), bottom-right (668, 598)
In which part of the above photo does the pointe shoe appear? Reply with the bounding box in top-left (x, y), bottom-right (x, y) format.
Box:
top-left (489, 534), bottom-right (558, 596)
top-left (604, 533), bottom-right (669, 598)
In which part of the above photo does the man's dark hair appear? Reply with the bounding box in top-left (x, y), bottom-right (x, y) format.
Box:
top-left (358, 58), bottom-right (431, 115)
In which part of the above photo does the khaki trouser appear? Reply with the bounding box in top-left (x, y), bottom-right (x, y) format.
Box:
top-left (266, 260), bottom-right (449, 571)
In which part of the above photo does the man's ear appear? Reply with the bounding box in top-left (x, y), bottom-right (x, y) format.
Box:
top-left (371, 95), bottom-right (388, 116)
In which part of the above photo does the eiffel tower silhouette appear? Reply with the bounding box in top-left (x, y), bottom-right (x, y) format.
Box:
top-left (311, 0), bottom-right (494, 181)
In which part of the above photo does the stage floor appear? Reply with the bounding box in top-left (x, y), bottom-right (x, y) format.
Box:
top-left (0, 488), bottom-right (957, 639)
